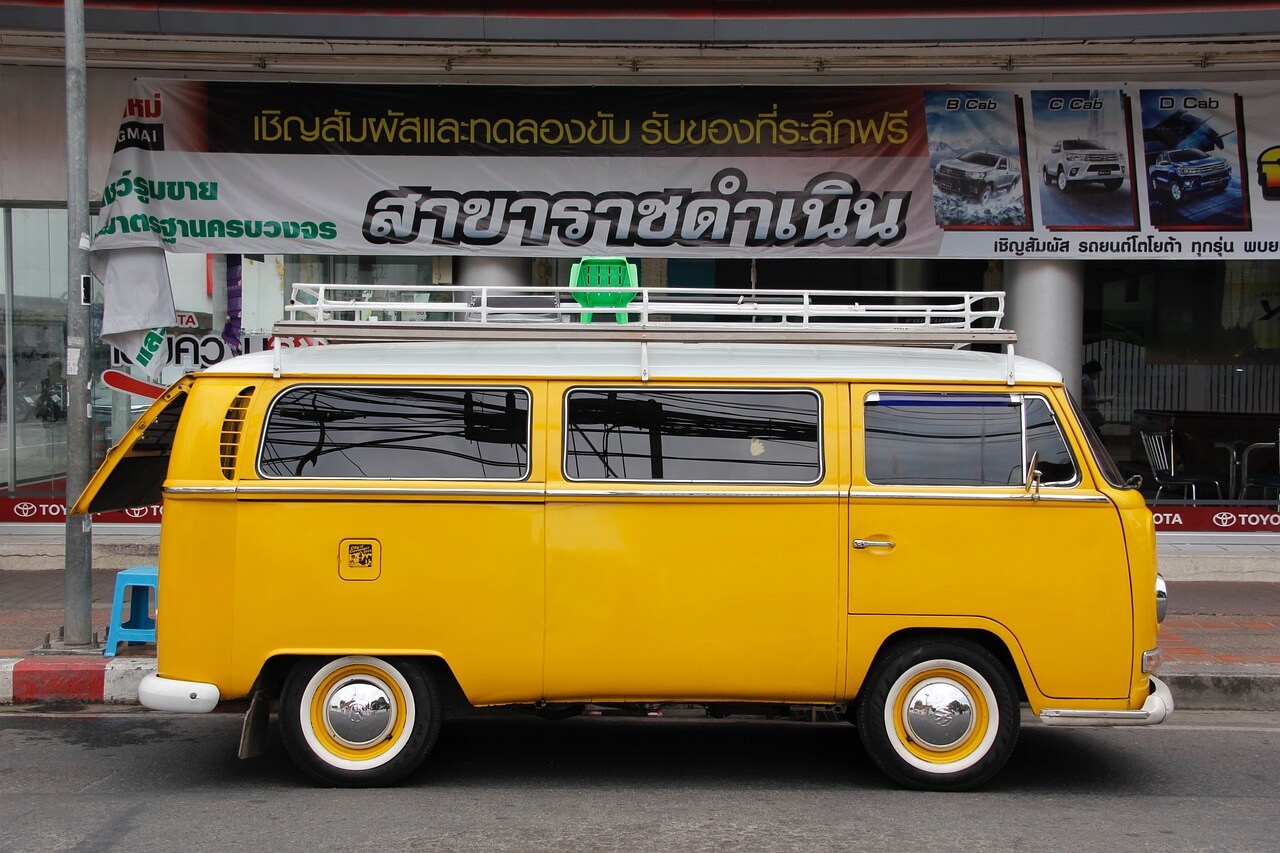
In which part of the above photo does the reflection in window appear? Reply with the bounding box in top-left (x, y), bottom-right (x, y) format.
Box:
top-left (864, 393), bottom-right (1076, 486)
top-left (259, 386), bottom-right (529, 480)
top-left (1025, 397), bottom-right (1078, 485)
top-left (564, 389), bottom-right (821, 483)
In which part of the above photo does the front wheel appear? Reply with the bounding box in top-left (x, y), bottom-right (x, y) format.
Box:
top-left (280, 655), bottom-right (441, 787)
top-left (856, 637), bottom-right (1018, 791)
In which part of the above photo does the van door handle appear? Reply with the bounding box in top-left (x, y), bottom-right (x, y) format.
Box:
top-left (853, 539), bottom-right (895, 550)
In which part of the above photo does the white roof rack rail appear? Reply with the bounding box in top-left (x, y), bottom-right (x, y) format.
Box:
top-left (274, 282), bottom-right (1015, 349)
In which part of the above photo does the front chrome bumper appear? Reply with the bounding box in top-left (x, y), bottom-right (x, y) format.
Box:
top-left (1038, 676), bottom-right (1174, 727)
top-left (138, 673), bottom-right (220, 713)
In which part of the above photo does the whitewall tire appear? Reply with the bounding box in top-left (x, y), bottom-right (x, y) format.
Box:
top-left (280, 655), bottom-right (441, 787)
top-left (856, 637), bottom-right (1019, 790)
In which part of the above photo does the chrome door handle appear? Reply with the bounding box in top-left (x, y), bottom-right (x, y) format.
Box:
top-left (853, 539), bottom-right (895, 550)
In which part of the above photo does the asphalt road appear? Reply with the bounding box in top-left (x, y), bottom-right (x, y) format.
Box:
top-left (1, 708), bottom-right (1278, 851)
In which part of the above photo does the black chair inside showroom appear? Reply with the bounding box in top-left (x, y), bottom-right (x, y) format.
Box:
top-left (1242, 429), bottom-right (1280, 504)
top-left (1140, 430), bottom-right (1222, 503)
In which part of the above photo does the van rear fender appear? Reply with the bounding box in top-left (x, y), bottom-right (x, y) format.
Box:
top-left (251, 653), bottom-right (473, 715)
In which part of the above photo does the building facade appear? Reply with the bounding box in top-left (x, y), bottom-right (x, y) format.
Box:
top-left (2, 1), bottom-right (1280, 532)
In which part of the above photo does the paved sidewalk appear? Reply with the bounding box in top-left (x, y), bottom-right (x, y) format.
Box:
top-left (2, 568), bottom-right (1280, 709)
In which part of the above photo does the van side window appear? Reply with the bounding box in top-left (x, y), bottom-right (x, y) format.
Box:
top-left (564, 389), bottom-right (821, 483)
top-left (259, 386), bottom-right (529, 480)
top-left (864, 393), bottom-right (1076, 486)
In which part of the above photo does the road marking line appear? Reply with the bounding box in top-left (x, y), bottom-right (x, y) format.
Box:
top-left (1118, 724), bottom-right (1280, 733)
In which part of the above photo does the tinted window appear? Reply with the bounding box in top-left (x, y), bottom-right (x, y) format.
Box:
top-left (565, 389), bottom-right (821, 483)
top-left (864, 393), bottom-right (1076, 486)
top-left (259, 386), bottom-right (529, 480)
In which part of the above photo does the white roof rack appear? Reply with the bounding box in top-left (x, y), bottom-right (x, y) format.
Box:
top-left (274, 282), bottom-right (1015, 349)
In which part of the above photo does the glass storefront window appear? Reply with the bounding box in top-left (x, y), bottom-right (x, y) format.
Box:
top-left (1085, 259), bottom-right (1280, 506)
top-left (3, 208), bottom-right (70, 496)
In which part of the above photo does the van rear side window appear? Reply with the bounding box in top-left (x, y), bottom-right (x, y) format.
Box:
top-left (259, 386), bottom-right (530, 480)
top-left (564, 388), bottom-right (822, 483)
top-left (864, 393), bottom-right (1076, 486)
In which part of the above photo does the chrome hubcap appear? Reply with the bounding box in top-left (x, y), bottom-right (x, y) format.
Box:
top-left (902, 678), bottom-right (975, 750)
top-left (324, 678), bottom-right (395, 748)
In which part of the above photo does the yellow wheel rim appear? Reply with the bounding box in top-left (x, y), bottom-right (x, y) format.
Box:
top-left (307, 662), bottom-right (408, 764)
top-left (891, 666), bottom-right (990, 766)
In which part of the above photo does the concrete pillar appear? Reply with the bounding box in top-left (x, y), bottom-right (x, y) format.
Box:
top-left (1004, 259), bottom-right (1084, 397)
top-left (454, 256), bottom-right (532, 290)
top-left (892, 259), bottom-right (935, 292)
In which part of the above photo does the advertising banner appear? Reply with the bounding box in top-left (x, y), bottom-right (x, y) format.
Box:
top-left (92, 79), bottom-right (1280, 263)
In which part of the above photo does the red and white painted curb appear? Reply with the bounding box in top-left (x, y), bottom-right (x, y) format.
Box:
top-left (0, 657), bottom-right (154, 704)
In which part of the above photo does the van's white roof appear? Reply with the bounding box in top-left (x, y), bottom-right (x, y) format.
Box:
top-left (204, 341), bottom-right (1062, 384)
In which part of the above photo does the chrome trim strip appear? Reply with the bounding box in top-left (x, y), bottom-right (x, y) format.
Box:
top-left (548, 489), bottom-right (842, 499)
top-left (1039, 677), bottom-right (1173, 727)
top-left (849, 490), bottom-right (1109, 503)
top-left (163, 486), bottom-right (238, 495)
top-left (168, 485), bottom-right (842, 499)
top-left (230, 485), bottom-right (543, 498)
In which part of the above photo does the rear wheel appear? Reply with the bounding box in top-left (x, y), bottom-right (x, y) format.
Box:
top-left (280, 655), bottom-right (441, 787)
top-left (856, 637), bottom-right (1018, 791)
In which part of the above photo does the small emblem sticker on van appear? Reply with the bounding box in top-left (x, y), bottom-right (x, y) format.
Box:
top-left (339, 539), bottom-right (381, 581)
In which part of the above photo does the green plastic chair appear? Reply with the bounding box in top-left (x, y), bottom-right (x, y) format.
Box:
top-left (569, 257), bottom-right (639, 324)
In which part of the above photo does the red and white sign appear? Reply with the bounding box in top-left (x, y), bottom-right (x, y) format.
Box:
top-left (0, 497), bottom-right (161, 524)
top-left (1152, 506), bottom-right (1280, 533)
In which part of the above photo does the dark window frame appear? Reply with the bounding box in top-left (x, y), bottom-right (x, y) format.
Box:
top-left (256, 383), bottom-right (533, 482)
top-left (562, 386), bottom-right (826, 485)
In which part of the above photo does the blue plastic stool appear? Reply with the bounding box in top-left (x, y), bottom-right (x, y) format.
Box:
top-left (104, 565), bottom-right (158, 657)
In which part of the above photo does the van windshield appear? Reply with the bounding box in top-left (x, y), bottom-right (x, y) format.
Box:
top-left (1067, 391), bottom-right (1128, 488)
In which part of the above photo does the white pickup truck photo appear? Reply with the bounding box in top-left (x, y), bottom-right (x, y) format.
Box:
top-left (1041, 139), bottom-right (1127, 191)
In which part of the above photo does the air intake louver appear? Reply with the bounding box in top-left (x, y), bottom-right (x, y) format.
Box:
top-left (219, 387), bottom-right (256, 479)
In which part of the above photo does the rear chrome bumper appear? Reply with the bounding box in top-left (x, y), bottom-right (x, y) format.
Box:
top-left (1038, 676), bottom-right (1173, 727)
top-left (138, 673), bottom-right (220, 713)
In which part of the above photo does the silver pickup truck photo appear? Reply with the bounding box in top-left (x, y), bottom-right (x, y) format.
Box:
top-left (1041, 139), bottom-right (1127, 191)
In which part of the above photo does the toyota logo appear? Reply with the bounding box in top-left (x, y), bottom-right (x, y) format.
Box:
top-left (13, 502), bottom-right (38, 518)
top-left (1213, 512), bottom-right (1237, 528)
top-left (124, 507), bottom-right (149, 518)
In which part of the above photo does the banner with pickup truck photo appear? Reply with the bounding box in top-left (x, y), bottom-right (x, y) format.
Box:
top-left (88, 78), bottom-right (1280, 363)
top-left (92, 78), bottom-right (1280, 264)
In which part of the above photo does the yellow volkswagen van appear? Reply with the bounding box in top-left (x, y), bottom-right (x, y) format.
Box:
top-left (74, 286), bottom-right (1171, 791)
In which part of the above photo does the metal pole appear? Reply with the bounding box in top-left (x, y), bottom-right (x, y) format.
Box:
top-left (64, 0), bottom-right (94, 647)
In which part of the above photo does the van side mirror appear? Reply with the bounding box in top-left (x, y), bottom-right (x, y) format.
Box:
top-left (1025, 451), bottom-right (1042, 500)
